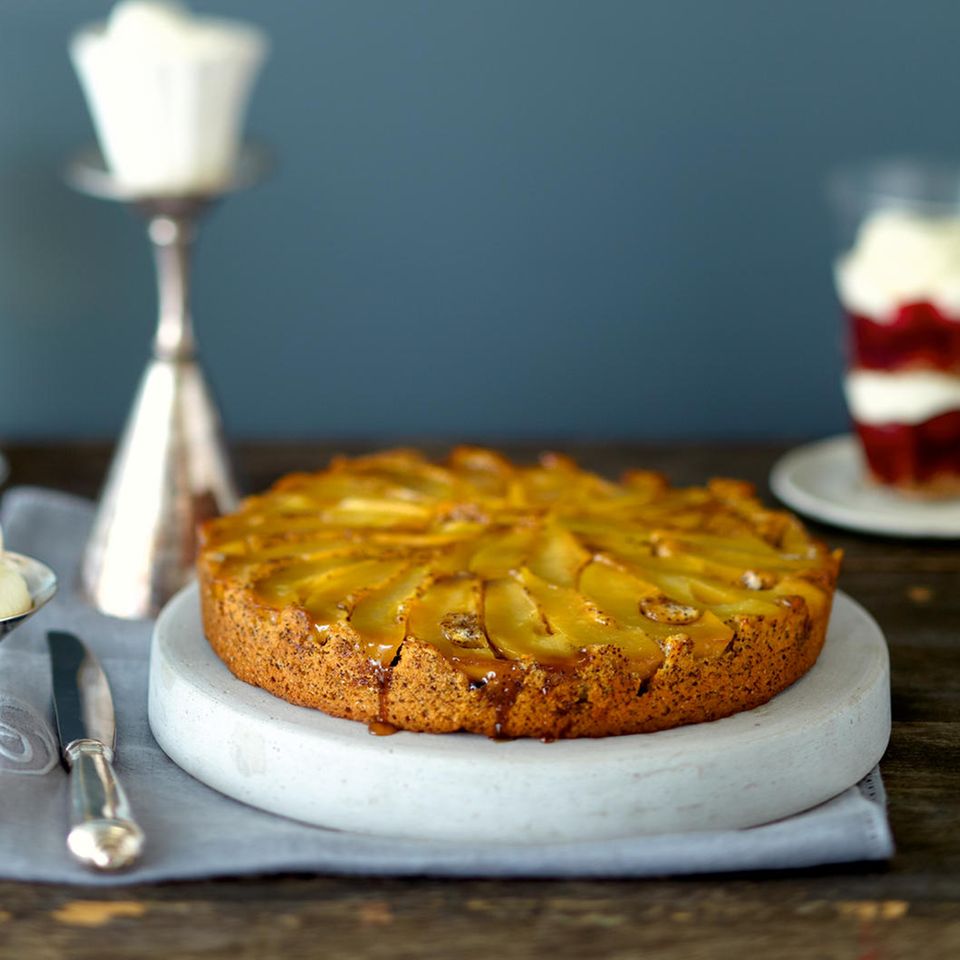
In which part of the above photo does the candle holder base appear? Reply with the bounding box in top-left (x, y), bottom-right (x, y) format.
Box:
top-left (67, 145), bottom-right (268, 620)
top-left (80, 355), bottom-right (238, 620)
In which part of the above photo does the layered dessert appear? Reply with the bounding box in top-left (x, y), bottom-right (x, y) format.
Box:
top-left (71, 1), bottom-right (267, 196)
top-left (836, 210), bottom-right (960, 495)
top-left (199, 448), bottom-right (840, 740)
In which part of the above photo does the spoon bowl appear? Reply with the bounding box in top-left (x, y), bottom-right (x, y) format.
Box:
top-left (0, 552), bottom-right (58, 638)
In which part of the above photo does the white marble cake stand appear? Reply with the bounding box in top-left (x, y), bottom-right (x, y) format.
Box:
top-left (149, 585), bottom-right (890, 844)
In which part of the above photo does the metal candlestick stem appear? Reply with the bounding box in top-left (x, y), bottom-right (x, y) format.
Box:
top-left (66, 145), bottom-right (269, 620)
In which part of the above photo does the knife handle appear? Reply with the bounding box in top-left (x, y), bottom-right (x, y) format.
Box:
top-left (64, 739), bottom-right (144, 871)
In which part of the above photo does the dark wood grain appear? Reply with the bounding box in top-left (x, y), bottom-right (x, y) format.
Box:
top-left (1, 440), bottom-right (958, 960)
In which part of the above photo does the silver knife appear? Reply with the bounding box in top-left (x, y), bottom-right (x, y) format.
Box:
top-left (47, 630), bottom-right (144, 871)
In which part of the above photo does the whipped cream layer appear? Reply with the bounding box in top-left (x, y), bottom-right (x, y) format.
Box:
top-left (835, 210), bottom-right (960, 321)
top-left (71, 1), bottom-right (267, 195)
top-left (0, 526), bottom-right (31, 619)
top-left (845, 369), bottom-right (960, 425)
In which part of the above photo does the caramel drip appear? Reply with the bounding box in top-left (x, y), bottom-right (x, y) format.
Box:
top-left (367, 720), bottom-right (398, 737)
top-left (474, 664), bottom-right (526, 739)
top-left (375, 662), bottom-right (394, 731)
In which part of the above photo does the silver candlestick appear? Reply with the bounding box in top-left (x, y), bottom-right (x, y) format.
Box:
top-left (66, 145), bottom-right (269, 620)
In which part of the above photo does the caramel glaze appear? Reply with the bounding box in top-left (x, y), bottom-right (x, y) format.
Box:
top-left (367, 720), bottom-right (398, 737)
top-left (201, 447), bottom-right (841, 736)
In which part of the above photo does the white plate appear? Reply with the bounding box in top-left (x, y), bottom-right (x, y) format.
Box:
top-left (771, 434), bottom-right (960, 539)
top-left (149, 584), bottom-right (890, 844)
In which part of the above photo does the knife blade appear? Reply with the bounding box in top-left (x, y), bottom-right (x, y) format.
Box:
top-left (47, 630), bottom-right (144, 871)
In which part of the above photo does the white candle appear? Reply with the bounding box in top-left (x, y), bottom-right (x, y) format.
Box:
top-left (71, 1), bottom-right (268, 196)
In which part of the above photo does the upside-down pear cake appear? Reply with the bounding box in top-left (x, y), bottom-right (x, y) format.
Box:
top-left (198, 448), bottom-right (841, 739)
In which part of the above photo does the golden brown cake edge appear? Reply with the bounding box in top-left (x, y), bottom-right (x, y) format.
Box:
top-left (198, 554), bottom-right (837, 740)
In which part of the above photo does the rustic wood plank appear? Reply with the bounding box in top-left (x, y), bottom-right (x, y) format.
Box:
top-left (1, 874), bottom-right (959, 960)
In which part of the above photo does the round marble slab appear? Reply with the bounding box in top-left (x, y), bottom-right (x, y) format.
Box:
top-left (148, 585), bottom-right (890, 843)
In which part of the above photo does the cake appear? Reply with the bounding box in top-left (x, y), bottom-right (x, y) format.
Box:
top-left (198, 448), bottom-right (841, 739)
top-left (835, 210), bottom-right (960, 496)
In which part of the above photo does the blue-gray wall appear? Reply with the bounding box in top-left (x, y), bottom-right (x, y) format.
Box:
top-left (0, 0), bottom-right (957, 441)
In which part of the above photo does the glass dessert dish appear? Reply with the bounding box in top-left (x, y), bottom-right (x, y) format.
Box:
top-left (832, 160), bottom-right (960, 498)
top-left (0, 553), bottom-right (57, 639)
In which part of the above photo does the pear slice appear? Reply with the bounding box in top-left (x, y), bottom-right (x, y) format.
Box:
top-left (407, 576), bottom-right (496, 669)
top-left (367, 529), bottom-right (479, 549)
top-left (322, 497), bottom-right (434, 529)
top-left (222, 544), bottom-right (363, 580)
top-left (253, 552), bottom-right (373, 603)
top-left (429, 538), bottom-right (484, 578)
top-left (214, 514), bottom-right (334, 540)
top-left (652, 529), bottom-right (822, 573)
top-left (518, 568), bottom-right (661, 667)
top-left (655, 529), bottom-right (779, 556)
top-left (344, 450), bottom-right (456, 499)
top-left (248, 537), bottom-right (353, 561)
top-left (300, 557), bottom-right (412, 628)
top-left (685, 575), bottom-right (782, 616)
top-left (579, 560), bottom-right (733, 658)
top-left (526, 522), bottom-right (592, 587)
top-left (620, 469), bottom-right (669, 501)
top-left (348, 563), bottom-right (433, 663)
top-left (468, 526), bottom-right (537, 579)
top-left (703, 547), bottom-right (820, 575)
top-left (276, 471), bottom-right (408, 504)
top-left (578, 558), bottom-right (660, 623)
top-left (447, 446), bottom-right (512, 495)
top-left (573, 527), bottom-right (654, 563)
top-left (772, 576), bottom-right (829, 616)
top-left (605, 538), bottom-right (805, 601)
top-left (483, 576), bottom-right (575, 661)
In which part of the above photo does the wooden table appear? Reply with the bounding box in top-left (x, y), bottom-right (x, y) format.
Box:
top-left (1, 441), bottom-right (958, 960)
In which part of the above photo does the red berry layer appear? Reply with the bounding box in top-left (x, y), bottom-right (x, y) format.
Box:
top-left (849, 302), bottom-right (960, 372)
top-left (855, 409), bottom-right (960, 488)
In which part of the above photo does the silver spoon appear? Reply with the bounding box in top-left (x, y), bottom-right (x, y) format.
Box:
top-left (0, 552), bottom-right (57, 639)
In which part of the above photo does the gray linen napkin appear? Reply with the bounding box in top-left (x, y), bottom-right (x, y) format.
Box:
top-left (0, 487), bottom-right (894, 885)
